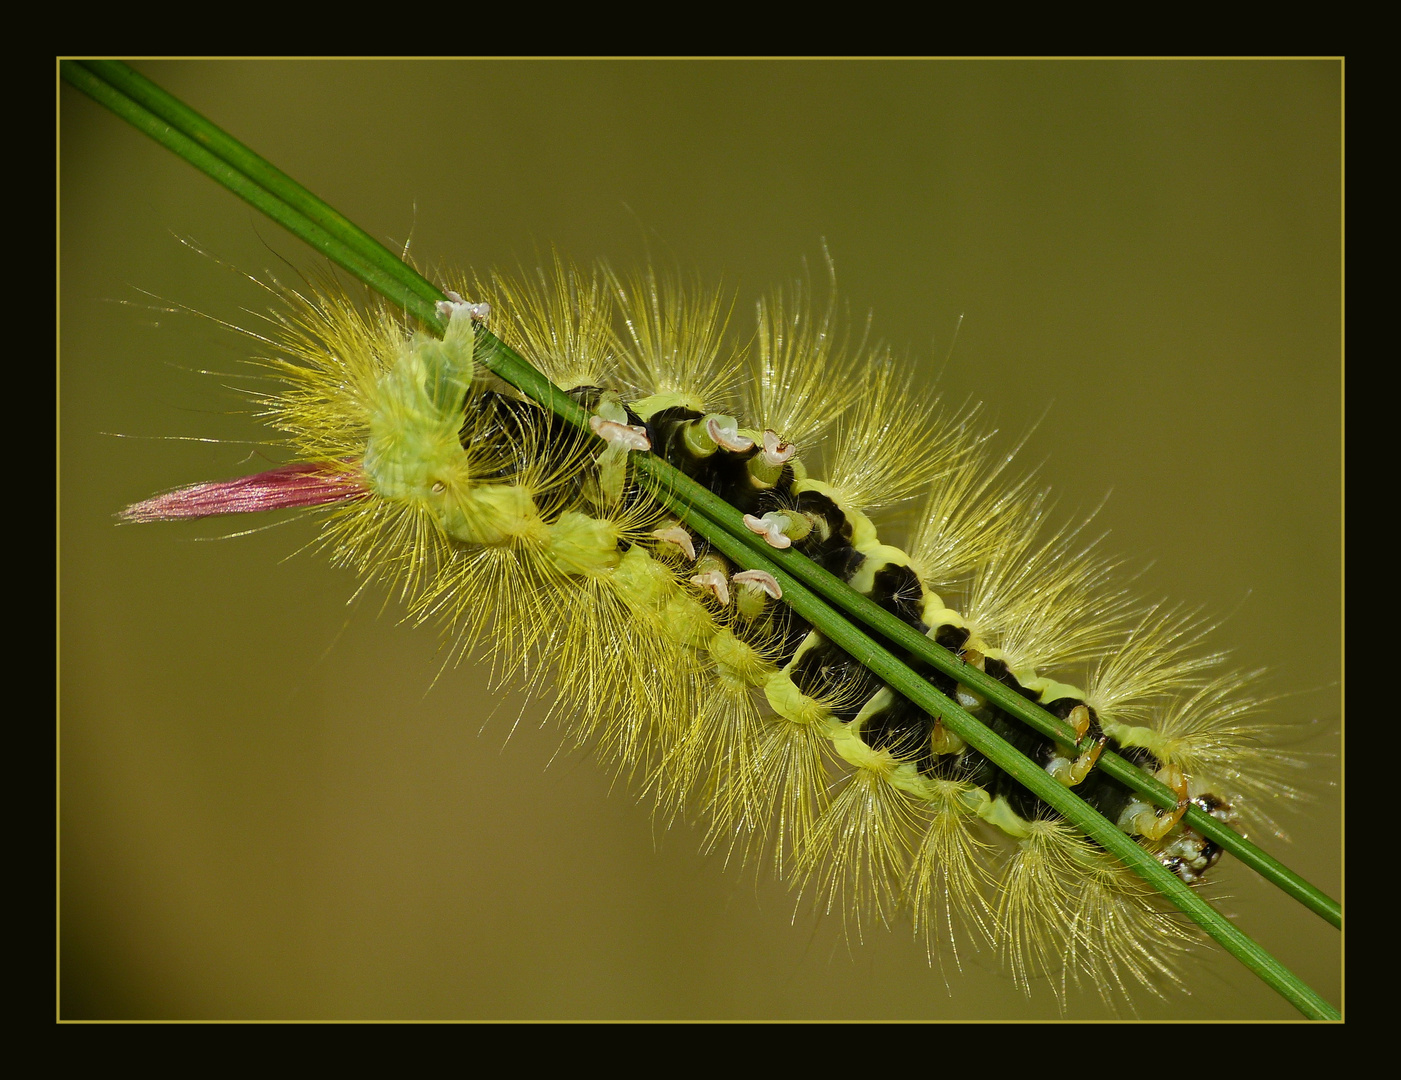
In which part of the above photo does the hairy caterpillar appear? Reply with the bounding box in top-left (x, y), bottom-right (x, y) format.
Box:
top-left (60, 59), bottom-right (1339, 1019)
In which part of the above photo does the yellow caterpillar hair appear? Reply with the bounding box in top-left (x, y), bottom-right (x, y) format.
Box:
top-left (62, 60), bottom-right (1340, 1021)
top-left (105, 257), bottom-right (1331, 1017)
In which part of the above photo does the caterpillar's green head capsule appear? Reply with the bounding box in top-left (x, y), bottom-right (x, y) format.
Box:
top-left (358, 296), bottom-right (551, 547)
top-left (363, 301), bottom-right (478, 496)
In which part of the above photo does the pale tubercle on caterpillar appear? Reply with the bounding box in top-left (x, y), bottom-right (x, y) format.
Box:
top-left (119, 257), bottom-right (1317, 1010)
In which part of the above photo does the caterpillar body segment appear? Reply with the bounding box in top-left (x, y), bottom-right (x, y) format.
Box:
top-left (125, 259), bottom-right (1290, 1006)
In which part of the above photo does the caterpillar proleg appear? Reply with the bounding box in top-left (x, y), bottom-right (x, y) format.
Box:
top-left (61, 60), bottom-right (1341, 1020)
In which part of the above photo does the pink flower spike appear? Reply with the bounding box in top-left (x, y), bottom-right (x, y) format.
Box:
top-left (120, 462), bottom-right (368, 522)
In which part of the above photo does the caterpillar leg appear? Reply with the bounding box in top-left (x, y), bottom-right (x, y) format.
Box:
top-left (651, 524), bottom-right (696, 559)
top-left (589, 414), bottom-right (652, 503)
top-left (743, 510), bottom-right (813, 549)
top-left (1046, 736), bottom-right (1108, 787)
top-left (704, 415), bottom-right (755, 452)
top-left (1122, 764), bottom-right (1190, 841)
top-left (1042, 703), bottom-right (1109, 787)
top-left (435, 292), bottom-right (491, 322)
top-left (690, 568), bottom-right (731, 606)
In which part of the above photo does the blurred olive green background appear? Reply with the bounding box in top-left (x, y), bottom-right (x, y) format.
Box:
top-left (60, 60), bottom-right (1341, 1020)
